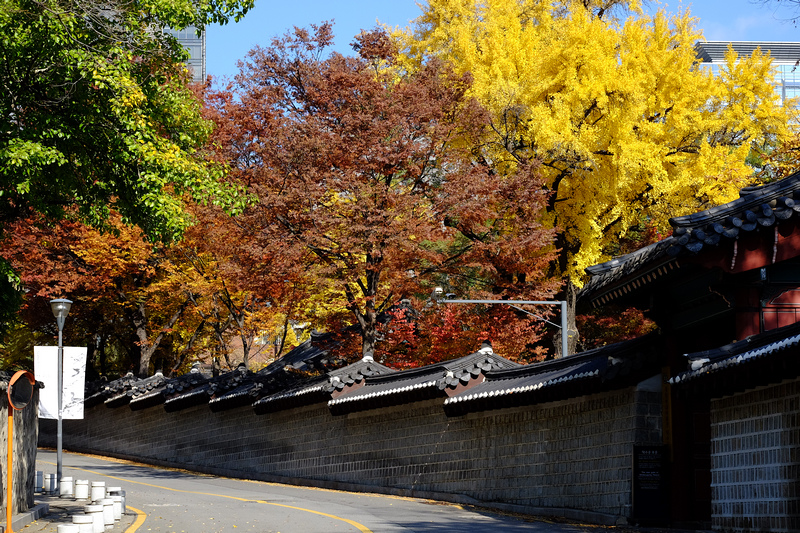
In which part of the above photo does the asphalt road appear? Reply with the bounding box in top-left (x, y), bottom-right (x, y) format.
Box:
top-left (35, 449), bottom-right (616, 533)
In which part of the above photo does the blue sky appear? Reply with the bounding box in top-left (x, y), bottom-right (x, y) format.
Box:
top-left (205, 0), bottom-right (800, 81)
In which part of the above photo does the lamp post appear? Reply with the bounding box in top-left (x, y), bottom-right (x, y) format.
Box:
top-left (49, 298), bottom-right (72, 495)
top-left (433, 289), bottom-right (570, 357)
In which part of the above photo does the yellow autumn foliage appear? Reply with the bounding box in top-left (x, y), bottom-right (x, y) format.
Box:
top-left (397, 0), bottom-right (794, 282)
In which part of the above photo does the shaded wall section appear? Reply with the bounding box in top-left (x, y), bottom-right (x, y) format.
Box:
top-left (40, 386), bottom-right (661, 524)
top-left (710, 377), bottom-right (800, 533)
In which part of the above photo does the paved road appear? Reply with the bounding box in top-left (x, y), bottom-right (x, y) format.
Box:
top-left (34, 450), bottom-right (616, 533)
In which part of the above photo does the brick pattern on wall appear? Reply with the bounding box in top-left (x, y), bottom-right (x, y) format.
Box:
top-left (711, 378), bottom-right (800, 533)
top-left (40, 387), bottom-right (662, 521)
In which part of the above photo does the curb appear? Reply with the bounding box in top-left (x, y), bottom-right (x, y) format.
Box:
top-left (0, 502), bottom-right (50, 532)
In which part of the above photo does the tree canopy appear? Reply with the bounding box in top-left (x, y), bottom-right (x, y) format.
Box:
top-left (755, 0), bottom-right (800, 24)
top-left (205, 25), bottom-right (558, 361)
top-left (0, 207), bottom-right (289, 377)
top-left (0, 0), bottom-right (253, 332)
top-left (5, 0), bottom-right (794, 373)
top-left (398, 0), bottom-right (794, 282)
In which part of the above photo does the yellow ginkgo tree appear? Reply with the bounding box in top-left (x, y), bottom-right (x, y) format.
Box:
top-left (398, 0), bottom-right (794, 282)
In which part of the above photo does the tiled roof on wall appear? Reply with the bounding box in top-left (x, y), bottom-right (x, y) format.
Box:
top-left (206, 367), bottom-right (307, 412)
top-left (0, 371), bottom-right (42, 391)
top-left (102, 372), bottom-right (159, 408)
top-left (80, 331), bottom-right (663, 416)
top-left (580, 171), bottom-right (800, 306)
top-left (207, 334), bottom-right (336, 412)
top-left (669, 320), bottom-right (800, 388)
top-left (129, 368), bottom-right (212, 411)
top-left (162, 365), bottom-right (248, 413)
top-left (82, 331), bottom-right (338, 413)
top-left (252, 357), bottom-right (395, 415)
top-left (327, 346), bottom-right (520, 415)
top-left (84, 372), bottom-right (142, 408)
top-left (443, 334), bottom-right (664, 416)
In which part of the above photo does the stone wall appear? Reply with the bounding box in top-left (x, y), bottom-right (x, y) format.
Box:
top-left (40, 386), bottom-right (662, 524)
top-left (1, 387), bottom-right (39, 514)
top-left (710, 377), bottom-right (800, 532)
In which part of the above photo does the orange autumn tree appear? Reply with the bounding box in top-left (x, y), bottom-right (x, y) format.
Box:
top-left (205, 25), bottom-right (558, 364)
top-left (180, 202), bottom-right (312, 371)
top-left (1, 209), bottom-right (290, 377)
top-left (0, 213), bottom-right (201, 376)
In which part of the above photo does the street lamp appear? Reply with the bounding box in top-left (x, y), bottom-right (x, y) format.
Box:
top-left (433, 288), bottom-right (570, 357)
top-left (49, 298), bottom-right (72, 495)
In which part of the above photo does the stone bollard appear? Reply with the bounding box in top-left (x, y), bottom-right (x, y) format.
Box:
top-left (98, 498), bottom-right (114, 531)
top-left (107, 487), bottom-right (125, 515)
top-left (72, 514), bottom-right (95, 533)
top-left (44, 473), bottom-right (56, 494)
top-left (60, 476), bottom-right (74, 498)
top-left (74, 479), bottom-right (90, 500)
top-left (56, 524), bottom-right (80, 533)
top-left (110, 495), bottom-right (122, 521)
top-left (35, 470), bottom-right (43, 493)
top-left (83, 504), bottom-right (104, 533)
top-left (89, 481), bottom-right (105, 502)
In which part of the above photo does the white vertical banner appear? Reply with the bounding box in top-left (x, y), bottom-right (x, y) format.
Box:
top-left (34, 346), bottom-right (87, 420)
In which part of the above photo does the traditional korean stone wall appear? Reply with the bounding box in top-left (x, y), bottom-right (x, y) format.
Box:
top-left (710, 377), bottom-right (800, 533)
top-left (40, 386), bottom-right (661, 524)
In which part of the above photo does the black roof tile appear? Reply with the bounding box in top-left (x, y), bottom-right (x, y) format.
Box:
top-left (669, 320), bottom-right (800, 388)
top-left (580, 171), bottom-right (800, 305)
top-left (444, 334), bottom-right (664, 415)
top-left (85, 372), bottom-right (139, 408)
top-left (208, 369), bottom-right (305, 412)
top-left (126, 372), bottom-right (170, 411)
top-left (252, 357), bottom-right (396, 415)
top-left (206, 334), bottom-right (334, 412)
top-left (327, 347), bottom-right (520, 415)
top-left (162, 365), bottom-right (247, 413)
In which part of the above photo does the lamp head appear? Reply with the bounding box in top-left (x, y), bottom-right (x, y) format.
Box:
top-left (432, 287), bottom-right (443, 302)
top-left (50, 298), bottom-right (72, 331)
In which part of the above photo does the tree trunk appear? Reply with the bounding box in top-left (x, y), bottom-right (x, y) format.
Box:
top-left (212, 353), bottom-right (221, 377)
top-left (343, 278), bottom-right (379, 359)
top-left (131, 302), bottom-right (153, 377)
top-left (361, 307), bottom-right (377, 358)
top-left (98, 334), bottom-right (107, 377)
top-left (132, 298), bottom-right (189, 377)
top-left (554, 279), bottom-right (579, 358)
top-left (169, 319), bottom-right (206, 376)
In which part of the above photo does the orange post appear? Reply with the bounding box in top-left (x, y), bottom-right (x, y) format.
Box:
top-left (6, 406), bottom-right (12, 533)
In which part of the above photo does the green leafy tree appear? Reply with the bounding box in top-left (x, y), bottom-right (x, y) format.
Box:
top-left (0, 0), bottom-right (253, 334)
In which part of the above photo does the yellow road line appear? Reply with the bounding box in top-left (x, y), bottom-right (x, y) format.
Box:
top-left (39, 461), bottom-right (371, 533)
top-left (123, 505), bottom-right (147, 533)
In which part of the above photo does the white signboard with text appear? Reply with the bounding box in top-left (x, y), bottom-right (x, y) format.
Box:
top-left (34, 346), bottom-right (87, 420)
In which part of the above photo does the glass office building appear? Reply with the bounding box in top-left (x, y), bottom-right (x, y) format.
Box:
top-left (695, 41), bottom-right (800, 106)
top-left (164, 26), bottom-right (206, 83)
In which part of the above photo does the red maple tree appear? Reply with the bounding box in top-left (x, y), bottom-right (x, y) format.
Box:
top-left (204, 24), bottom-right (558, 365)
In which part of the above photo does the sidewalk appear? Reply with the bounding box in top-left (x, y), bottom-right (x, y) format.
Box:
top-left (12, 493), bottom-right (136, 533)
